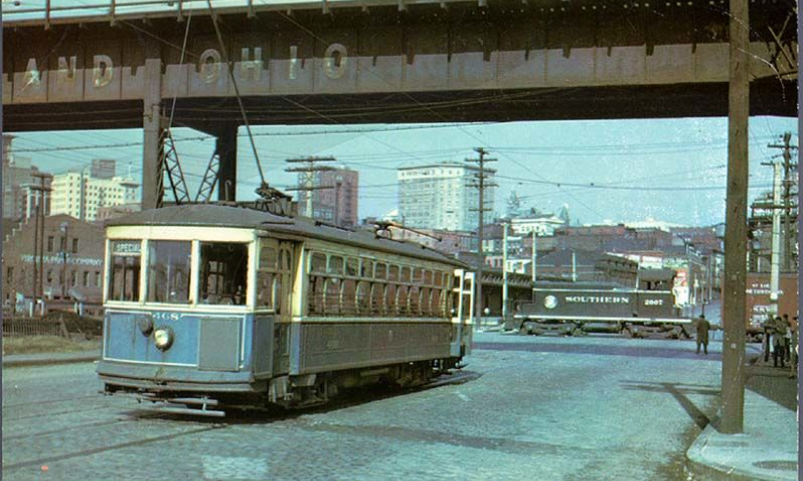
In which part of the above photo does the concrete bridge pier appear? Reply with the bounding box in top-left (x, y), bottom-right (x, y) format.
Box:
top-left (141, 43), bottom-right (162, 211)
top-left (214, 125), bottom-right (238, 202)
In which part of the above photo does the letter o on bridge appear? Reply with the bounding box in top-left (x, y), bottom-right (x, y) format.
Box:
top-left (199, 49), bottom-right (222, 84)
top-left (323, 43), bottom-right (348, 80)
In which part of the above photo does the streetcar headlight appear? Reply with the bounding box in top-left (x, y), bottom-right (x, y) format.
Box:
top-left (153, 326), bottom-right (174, 350)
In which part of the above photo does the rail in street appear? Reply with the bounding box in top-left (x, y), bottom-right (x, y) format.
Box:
top-left (2, 332), bottom-right (750, 480)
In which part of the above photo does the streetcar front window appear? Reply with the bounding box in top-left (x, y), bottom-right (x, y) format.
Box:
top-left (199, 243), bottom-right (249, 305)
top-left (147, 241), bottom-right (192, 304)
top-left (109, 240), bottom-right (141, 302)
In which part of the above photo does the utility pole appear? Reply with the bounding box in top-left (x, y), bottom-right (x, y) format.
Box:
top-left (334, 178), bottom-right (342, 226)
top-left (767, 132), bottom-right (798, 272)
top-left (60, 222), bottom-right (70, 300)
top-left (285, 156), bottom-right (336, 218)
top-left (763, 157), bottom-right (784, 316)
top-left (531, 230), bottom-right (537, 284)
top-left (721, 0), bottom-right (749, 435)
top-left (466, 147), bottom-right (497, 331)
top-left (502, 222), bottom-right (509, 322)
top-left (31, 172), bottom-right (51, 318)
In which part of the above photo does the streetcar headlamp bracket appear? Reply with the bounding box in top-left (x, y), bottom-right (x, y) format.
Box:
top-left (138, 316), bottom-right (154, 336)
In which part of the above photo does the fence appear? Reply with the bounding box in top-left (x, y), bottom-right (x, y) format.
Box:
top-left (2, 316), bottom-right (69, 338)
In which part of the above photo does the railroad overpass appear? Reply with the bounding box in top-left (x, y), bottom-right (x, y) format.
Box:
top-left (2, 0), bottom-right (797, 207)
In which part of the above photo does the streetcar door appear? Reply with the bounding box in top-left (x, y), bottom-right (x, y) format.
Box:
top-left (274, 242), bottom-right (295, 373)
top-left (278, 242), bottom-right (295, 320)
top-left (461, 271), bottom-right (475, 354)
top-left (451, 269), bottom-right (475, 357)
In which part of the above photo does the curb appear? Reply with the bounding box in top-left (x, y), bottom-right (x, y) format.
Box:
top-left (3, 352), bottom-right (100, 368)
top-left (686, 423), bottom-right (794, 481)
top-left (685, 419), bottom-right (756, 481)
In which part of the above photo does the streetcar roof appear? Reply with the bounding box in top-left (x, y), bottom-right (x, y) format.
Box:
top-left (105, 204), bottom-right (465, 266)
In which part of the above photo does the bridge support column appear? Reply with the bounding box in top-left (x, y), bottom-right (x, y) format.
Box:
top-left (216, 125), bottom-right (238, 202)
top-left (141, 48), bottom-right (162, 210)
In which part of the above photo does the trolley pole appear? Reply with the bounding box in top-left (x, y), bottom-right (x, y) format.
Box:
top-left (466, 148), bottom-right (497, 331)
top-left (721, 0), bottom-right (749, 435)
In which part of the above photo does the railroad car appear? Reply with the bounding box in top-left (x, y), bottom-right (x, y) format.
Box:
top-left (97, 205), bottom-right (474, 416)
top-left (509, 281), bottom-right (692, 338)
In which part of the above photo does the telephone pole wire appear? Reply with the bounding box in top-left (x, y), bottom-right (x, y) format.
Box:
top-left (466, 147), bottom-right (497, 331)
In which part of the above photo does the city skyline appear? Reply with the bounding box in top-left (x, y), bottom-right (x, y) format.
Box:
top-left (5, 115), bottom-right (797, 227)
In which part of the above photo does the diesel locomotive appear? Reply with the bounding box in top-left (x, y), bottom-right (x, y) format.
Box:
top-left (510, 280), bottom-right (692, 338)
top-left (97, 205), bottom-right (474, 416)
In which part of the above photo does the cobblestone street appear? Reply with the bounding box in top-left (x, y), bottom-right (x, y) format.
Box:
top-left (3, 333), bottom-right (727, 481)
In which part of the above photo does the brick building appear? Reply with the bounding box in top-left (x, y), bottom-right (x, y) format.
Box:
top-left (298, 167), bottom-right (359, 227)
top-left (3, 215), bottom-right (105, 303)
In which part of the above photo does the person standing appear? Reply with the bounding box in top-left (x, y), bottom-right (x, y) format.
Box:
top-left (763, 314), bottom-right (776, 362)
top-left (782, 314), bottom-right (792, 363)
top-left (696, 314), bottom-right (711, 355)
top-left (773, 315), bottom-right (788, 368)
top-left (790, 316), bottom-right (798, 379)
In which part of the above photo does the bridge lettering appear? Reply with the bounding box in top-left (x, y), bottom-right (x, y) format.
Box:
top-left (23, 58), bottom-right (41, 87)
top-left (199, 49), bottom-right (222, 83)
top-left (288, 45), bottom-right (299, 80)
top-left (240, 47), bottom-right (263, 81)
top-left (57, 56), bottom-right (77, 81)
top-left (323, 43), bottom-right (348, 79)
top-left (93, 55), bottom-right (114, 87)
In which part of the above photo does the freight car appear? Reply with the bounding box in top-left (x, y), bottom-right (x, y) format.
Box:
top-left (97, 205), bottom-right (474, 416)
top-left (509, 281), bottom-right (691, 338)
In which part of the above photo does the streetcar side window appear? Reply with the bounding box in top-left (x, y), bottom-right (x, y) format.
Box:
top-left (374, 263), bottom-right (387, 280)
top-left (311, 253), bottom-right (327, 274)
top-left (328, 256), bottom-right (344, 275)
top-left (199, 243), bottom-right (249, 305)
top-left (345, 257), bottom-right (359, 276)
top-left (109, 240), bottom-right (141, 302)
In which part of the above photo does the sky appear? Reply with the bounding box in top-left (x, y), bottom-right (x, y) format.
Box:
top-left (7, 115), bottom-right (797, 227)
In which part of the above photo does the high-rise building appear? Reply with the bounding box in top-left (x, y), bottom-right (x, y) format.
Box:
top-left (50, 160), bottom-right (140, 221)
top-left (297, 167), bottom-right (359, 227)
top-left (398, 163), bottom-right (495, 231)
top-left (2, 134), bottom-right (52, 220)
top-left (90, 159), bottom-right (117, 180)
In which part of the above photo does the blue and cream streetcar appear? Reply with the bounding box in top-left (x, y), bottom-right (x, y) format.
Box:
top-left (97, 204), bottom-right (474, 416)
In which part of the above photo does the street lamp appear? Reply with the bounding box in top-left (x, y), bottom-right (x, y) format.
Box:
top-left (60, 221), bottom-right (69, 300)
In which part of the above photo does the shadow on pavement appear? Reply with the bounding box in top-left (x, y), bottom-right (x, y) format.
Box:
top-left (122, 370), bottom-right (483, 425)
top-left (745, 364), bottom-right (798, 412)
top-left (620, 381), bottom-right (719, 430)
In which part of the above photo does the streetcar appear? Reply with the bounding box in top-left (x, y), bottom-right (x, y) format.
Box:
top-left (97, 204), bottom-right (474, 416)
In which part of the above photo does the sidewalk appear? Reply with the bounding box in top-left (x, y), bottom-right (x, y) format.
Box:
top-left (2, 349), bottom-right (100, 368)
top-left (686, 357), bottom-right (798, 480)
